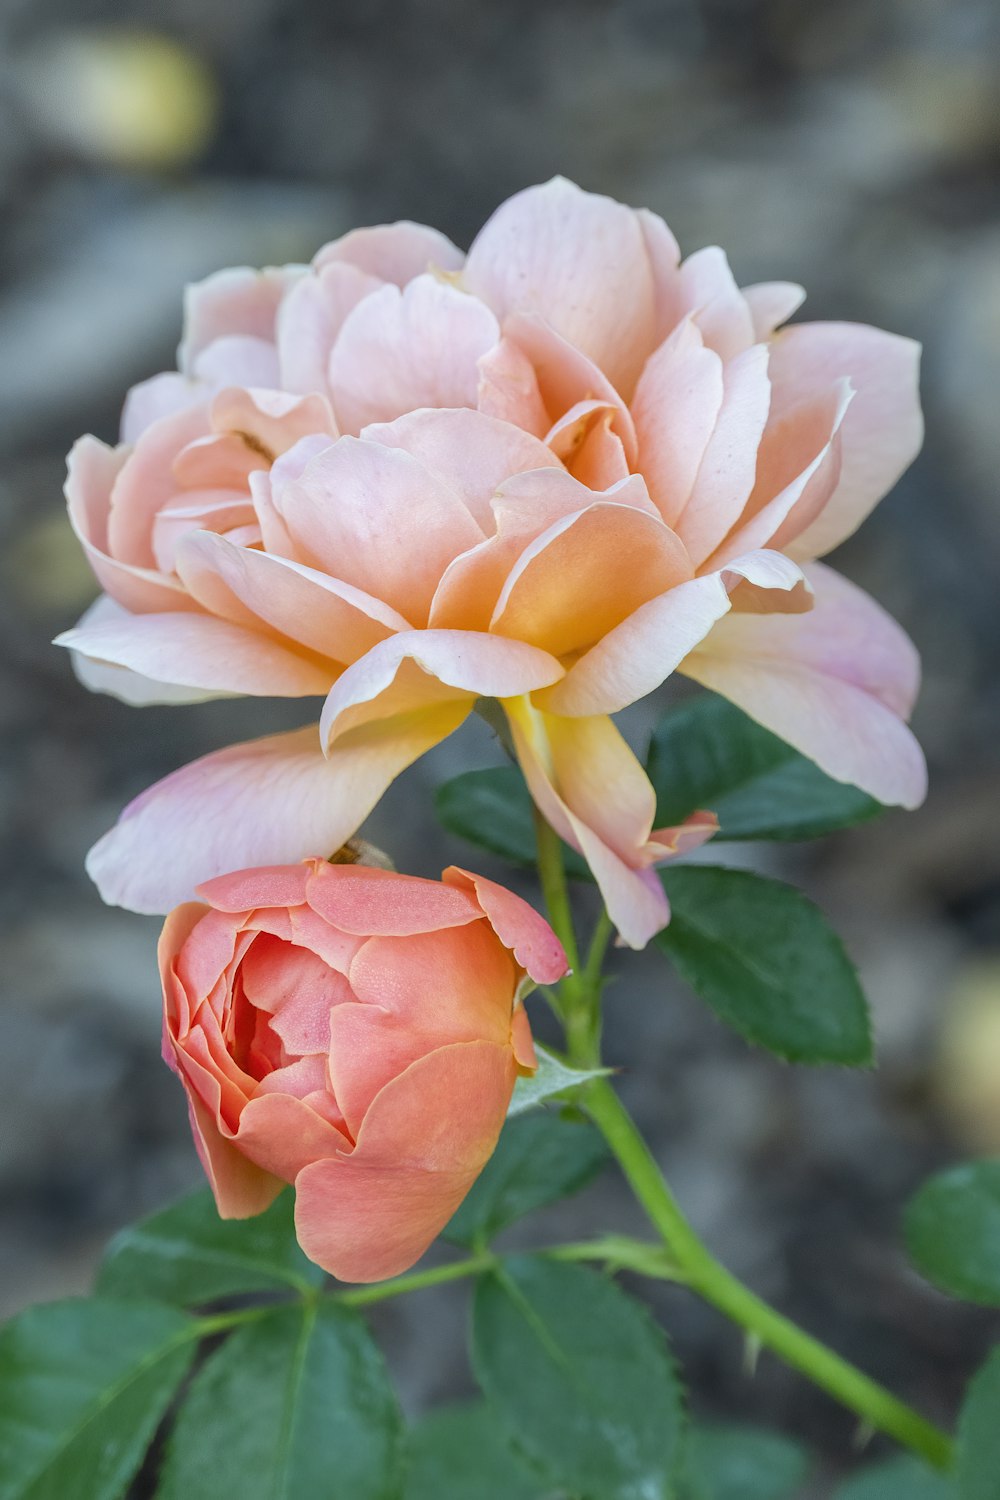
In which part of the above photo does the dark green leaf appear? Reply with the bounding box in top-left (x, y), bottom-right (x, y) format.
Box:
top-left (905, 1162), bottom-right (1000, 1305)
top-left (509, 1045), bottom-right (611, 1116)
top-left (98, 1187), bottom-right (323, 1306)
top-left (434, 767), bottom-right (590, 878)
top-left (833, 1454), bottom-right (954, 1499)
top-left (649, 693), bottom-right (883, 841)
top-left (445, 1113), bottom-right (608, 1247)
top-left (657, 866), bottom-right (872, 1066)
top-left (156, 1301), bottom-right (401, 1499)
top-left (680, 1423), bottom-right (811, 1499)
top-left (472, 1255), bottom-right (683, 1499)
top-left (403, 1402), bottom-right (543, 1500)
top-left (0, 1297), bottom-right (196, 1500)
top-left (958, 1346), bottom-right (1000, 1500)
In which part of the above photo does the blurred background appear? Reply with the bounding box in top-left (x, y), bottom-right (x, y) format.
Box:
top-left (1, 0), bottom-right (998, 1491)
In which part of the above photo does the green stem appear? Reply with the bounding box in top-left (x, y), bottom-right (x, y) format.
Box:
top-left (337, 1253), bottom-right (496, 1307)
top-left (583, 909), bottom-right (614, 995)
top-left (585, 1076), bottom-right (954, 1471)
top-left (527, 811), bottom-right (951, 1468)
top-left (532, 809), bottom-right (580, 982)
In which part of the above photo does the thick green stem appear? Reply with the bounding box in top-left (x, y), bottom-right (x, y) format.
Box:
top-left (533, 808), bottom-right (580, 981)
top-left (529, 810), bottom-right (953, 1470)
top-left (585, 1077), bottom-right (954, 1472)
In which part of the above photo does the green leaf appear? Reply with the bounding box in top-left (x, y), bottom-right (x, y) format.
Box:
top-left (657, 866), bottom-right (872, 1066)
top-left (958, 1346), bottom-right (1000, 1500)
top-left (833, 1454), bottom-right (955, 1499)
top-left (156, 1301), bottom-right (401, 1499)
top-left (509, 1045), bottom-right (611, 1116)
top-left (434, 766), bottom-right (591, 878)
top-left (98, 1187), bottom-right (323, 1307)
top-left (680, 1423), bottom-right (811, 1499)
top-left (905, 1161), bottom-right (1000, 1305)
top-left (0, 1297), bottom-right (197, 1500)
top-left (403, 1402), bottom-right (544, 1500)
top-left (472, 1255), bottom-right (683, 1499)
top-left (445, 1113), bottom-right (608, 1247)
top-left (649, 692), bottom-right (883, 841)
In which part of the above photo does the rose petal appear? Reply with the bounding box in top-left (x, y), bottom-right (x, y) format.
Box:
top-left (767, 322), bottom-right (923, 559)
top-left (328, 275), bottom-right (500, 435)
top-left (490, 501), bottom-right (693, 658)
top-left (442, 867), bottom-right (569, 984)
top-left (360, 406), bottom-right (561, 531)
top-left (464, 177), bottom-right (660, 395)
top-left (293, 1039), bottom-right (515, 1281)
top-left (87, 723), bottom-right (465, 914)
top-left (539, 550), bottom-right (806, 717)
top-left (55, 610), bottom-right (335, 698)
top-left (180, 265), bottom-right (299, 373)
top-left (320, 629), bottom-right (564, 752)
top-left (176, 530), bottom-right (409, 664)
top-left (278, 436), bottom-right (483, 625)
top-left (305, 863), bottom-right (483, 937)
top-left (504, 699), bottom-right (673, 948)
top-left (314, 222), bottom-right (464, 283)
top-left (682, 561), bottom-right (927, 807)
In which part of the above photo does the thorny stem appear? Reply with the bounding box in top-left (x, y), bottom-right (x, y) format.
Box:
top-left (530, 812), bottom-right (955, 1473)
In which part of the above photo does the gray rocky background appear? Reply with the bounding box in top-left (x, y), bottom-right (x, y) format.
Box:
top-left (1, 0), bottom-right (999, 1492)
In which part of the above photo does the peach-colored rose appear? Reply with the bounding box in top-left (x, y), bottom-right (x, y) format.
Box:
top-left (61, 179), bottom-right (926, 946)
top-left (160, 859), bottom-right (566, 1282)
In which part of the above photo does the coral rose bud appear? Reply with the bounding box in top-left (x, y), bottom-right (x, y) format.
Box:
top-left (159, 859), bottom-right (567, 1282)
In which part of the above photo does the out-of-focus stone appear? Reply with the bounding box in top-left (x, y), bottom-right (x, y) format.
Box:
top-left (935, 957), bottom-right (1000, 1153)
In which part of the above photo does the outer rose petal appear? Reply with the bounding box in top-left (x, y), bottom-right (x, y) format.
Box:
top-left (314, 221), bottom-right (464, 282)
top-left (305, 862), bottom-right (483, 937)
top-left (64, 596), bottom-right (226, 706)
top-left (767, 322), bottom-right (923, 559)
top-left (55, 610), bottom-right (335, 698)
top-left (87, 721), bottom-right (463, 914)
top-left (293, 1039), bottom-right (515, 1282)
top-left (327, 275), bottom-right (500, 435)
top-left (442, 867), bottom-right (569, 984)
top-left (196, 864), bottom-right (312, 912)
top-left (320, 630), bottom-right (564, 752)
top-left (185, 1089), bottom-right (285, 1219)
top-left (464, 177), bottom-right (660, 396)
top-left (682, 562), bottom-right (927, 808)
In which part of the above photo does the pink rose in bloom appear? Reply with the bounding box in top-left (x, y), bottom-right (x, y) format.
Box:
top-left (159, 859), bottom-right (567, 1282)
top-left (61, 178), bottom-right (926, 946)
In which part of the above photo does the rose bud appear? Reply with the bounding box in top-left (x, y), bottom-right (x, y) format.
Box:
top-left (159, 859), bottom-right (567, 1282)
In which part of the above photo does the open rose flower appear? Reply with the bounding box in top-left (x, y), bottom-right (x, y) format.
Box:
top-left (160, 859), bottom-right (566, 1282)
top-left (60, 178), bottom-right (926, 946)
